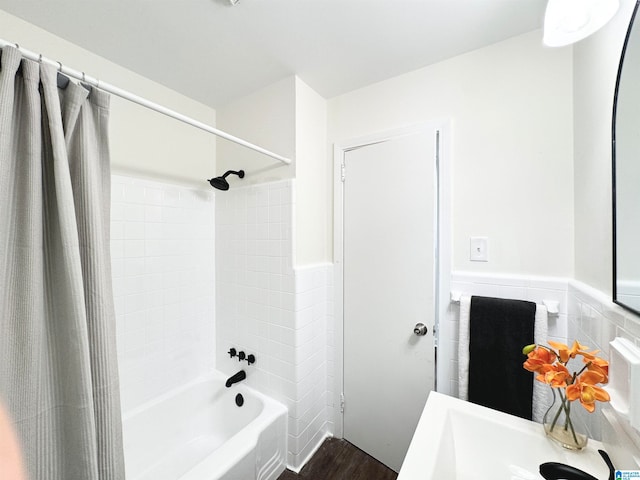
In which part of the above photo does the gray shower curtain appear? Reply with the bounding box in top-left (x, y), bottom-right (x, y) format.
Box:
top-left (0, 46), bottom-right (125, 479)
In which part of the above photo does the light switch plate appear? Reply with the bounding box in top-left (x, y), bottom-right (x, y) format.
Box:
top-left (470, 237), bottom-right (488, 262)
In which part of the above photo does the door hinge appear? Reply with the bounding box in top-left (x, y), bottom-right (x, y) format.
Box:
top-left (341, 164), bottom-right (346, 182)
top-left (340, 392), bottom-right (345, 413)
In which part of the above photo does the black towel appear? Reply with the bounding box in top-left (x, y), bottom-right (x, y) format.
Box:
top-left (468, 296), bottom-right (536, 420)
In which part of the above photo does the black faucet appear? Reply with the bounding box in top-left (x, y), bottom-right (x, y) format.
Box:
top-left (539, 463), bottom-right (599, 480)
top-left (225, 370), bottom-right (246, 388)
top-left (539, 450), bottom-right (615, 480)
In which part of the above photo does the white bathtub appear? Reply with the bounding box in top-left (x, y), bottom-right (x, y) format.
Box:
top-left (122, 371), bottom-right (288, 480)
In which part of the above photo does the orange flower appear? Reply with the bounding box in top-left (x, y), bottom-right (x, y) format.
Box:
top-left (585, 356), bottom-right (609, 384)
top-left (523, 347), bottom-right (557, 373)
top-left (566, 371), bottom-right (610, 412)
top-left (548, 340), bottom-right (590, 363)
top-left (579, 348), bottom-right (601, 361)
top-left (536, 363), bottom-right (571, 388)
top-left (523, 339), bottom-right (610, 422)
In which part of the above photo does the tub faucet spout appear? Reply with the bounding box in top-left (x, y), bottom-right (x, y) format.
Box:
top-left (225, 370), bottom-right (246, 388)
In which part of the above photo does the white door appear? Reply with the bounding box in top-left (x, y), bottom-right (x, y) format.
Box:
top-left (342, 131), bottom-right (436, 472)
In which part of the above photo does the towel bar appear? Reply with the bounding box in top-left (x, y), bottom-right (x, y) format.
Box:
top-left (449, 291), bottom-right (560, 316)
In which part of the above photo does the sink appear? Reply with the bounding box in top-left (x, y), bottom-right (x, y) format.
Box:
top-left (398, 392), bottom-right (611, 479)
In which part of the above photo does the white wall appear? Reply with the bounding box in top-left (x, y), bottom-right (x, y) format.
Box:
top-left (328, 30), bottom-right (574, 278)
top-left (0, 9), bottom-right (217, 186)
top-left (294, 78), bottom-right (330, 265)
top-left (216, 76), bottom-right (296, 184)
top-left (218, 30), bottom-right (573, 276)
top-left (573, 0), bottom-right (638, 295)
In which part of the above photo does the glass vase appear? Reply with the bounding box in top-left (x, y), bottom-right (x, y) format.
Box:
top-left (543, 388), bottom-right (588, 450)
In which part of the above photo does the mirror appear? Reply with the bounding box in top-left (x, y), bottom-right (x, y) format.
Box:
top-left (614, 0), bottom-right (640, 314)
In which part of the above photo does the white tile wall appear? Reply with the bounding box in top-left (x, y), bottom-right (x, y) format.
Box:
top-left (215, 180), bottom-right (295, 396)
top-left (290, 264), bottom-right (333, 468)
top-left (566, 280), bottom-right (640, 440)
top-left (111, 175), bottom-right (215, 414)
top-left (447, 272), bottom-right (640, 442)
top-left (215, 180), bottom-right (333, 471)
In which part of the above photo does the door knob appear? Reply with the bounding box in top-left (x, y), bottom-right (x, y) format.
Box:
top-left (413, 323), bottom-right (428, 336)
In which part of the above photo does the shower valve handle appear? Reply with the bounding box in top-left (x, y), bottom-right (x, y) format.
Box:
top-left (238, 351), bottom-right (246, 362)
top-left (228, 348), bottom-right (237, 358)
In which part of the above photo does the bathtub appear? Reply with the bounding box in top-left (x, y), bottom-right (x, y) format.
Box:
top-left (122, 371), bottom-right (288, 480)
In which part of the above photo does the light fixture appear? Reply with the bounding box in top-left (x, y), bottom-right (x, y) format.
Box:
top-left (543, 0), bottom-right (620, 47)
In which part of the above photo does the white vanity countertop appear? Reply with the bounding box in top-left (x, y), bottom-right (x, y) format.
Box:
top-left (398, 391), bottom-right (611, 480)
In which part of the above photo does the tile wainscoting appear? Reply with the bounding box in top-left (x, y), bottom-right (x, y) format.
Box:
top-left (447, 271), bottom-right (640, 440)
top-left (567, 280), bottom-right (640, 439)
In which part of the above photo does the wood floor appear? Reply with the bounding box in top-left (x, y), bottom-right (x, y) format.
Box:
top-left (277, 437), bottom-right (398, 480)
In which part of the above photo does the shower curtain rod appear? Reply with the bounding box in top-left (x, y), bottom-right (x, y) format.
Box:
top-left (0, 39), bottom-right (292, 165)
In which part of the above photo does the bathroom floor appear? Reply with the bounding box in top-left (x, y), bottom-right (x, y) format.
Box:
top-left (277, 437), bottom-right (398, 480)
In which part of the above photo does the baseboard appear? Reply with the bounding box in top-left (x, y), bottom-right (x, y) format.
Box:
top-left (286, 430), bottom-right (332, 473)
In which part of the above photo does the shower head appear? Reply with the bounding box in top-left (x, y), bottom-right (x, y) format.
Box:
top-left (207, 170), bottom-right (245, 191)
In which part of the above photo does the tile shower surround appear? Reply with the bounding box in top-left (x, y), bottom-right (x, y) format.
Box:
top-left (110, 175), bottom-right (215, 414)
top-left (111, 176), bottom-right (333, 470)
top-left (449, 271), bottom-right (640, 441)
top-left (215, 180), bottom-right (333, 470)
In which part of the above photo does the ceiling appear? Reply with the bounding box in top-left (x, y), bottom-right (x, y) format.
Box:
top-left (0, 0), bottom-right (547, 108)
